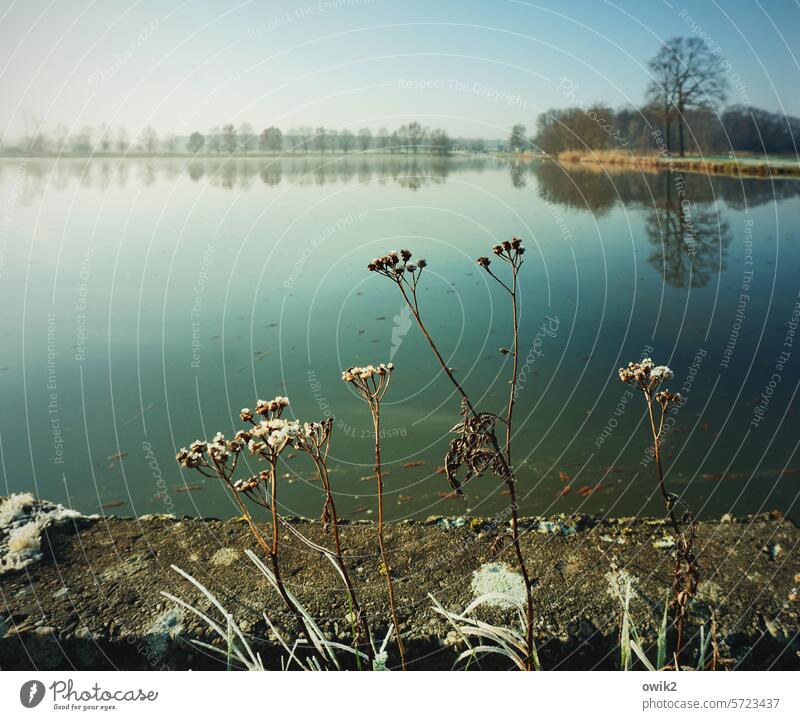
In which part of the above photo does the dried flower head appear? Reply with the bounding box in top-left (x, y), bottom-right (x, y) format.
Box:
top-left (368, 249), bottom-right (426, 285)
top-left (656, 389), bottom-right (683, 408)
top-left (176, 445), bottom-right (204, 468)
top-left (341, 363), bottom-right (393, 382)
top-left (233, 473), bottom-right (263, 493)
top-left (481, 238), bottom-right (525, 270)
top-left (618, 358), bottom-right (674, 393)
top-left (255, 396), bottom-right (290, 419)
top-left (342, 363), bottom-right (394, 402)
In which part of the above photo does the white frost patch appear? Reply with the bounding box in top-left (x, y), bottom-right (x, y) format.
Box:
top-left (605, 569), bottom-right (640, 600)
top-left (0, 493), bottom-right (86, 575)
top-left (145, 607), bottom-right (184, 657)
top-left (471, 562), bottom-right (526, 609)
top-left (210, 547), bottom-right (239, 567)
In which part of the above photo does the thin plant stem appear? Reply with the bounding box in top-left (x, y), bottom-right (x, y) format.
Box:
top-left (225, 467), bottom-right (325, 665)
top-left (370, 398), bottom-right (407, 670)
top-left (398, 275), bottom-right (535, 670)
top-left (644, 392), bottom-right (680, 534)
top-left (312, 453), bottom-right (374, 660)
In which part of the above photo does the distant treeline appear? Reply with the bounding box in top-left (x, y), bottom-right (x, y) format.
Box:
top-left (530, 104), bottom-right (800, 157)
top-left (0, 122), bottom-right (499, 157)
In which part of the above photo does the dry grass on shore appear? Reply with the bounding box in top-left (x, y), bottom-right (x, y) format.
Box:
top-left (555, 149), bottom-right (800, 177)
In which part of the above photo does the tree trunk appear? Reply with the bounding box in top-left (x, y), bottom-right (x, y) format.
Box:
top-left (665, 115), bottom-right (672, 153)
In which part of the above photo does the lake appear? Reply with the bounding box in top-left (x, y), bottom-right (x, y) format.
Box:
top-left (1, 155), bottom-right (799, 522)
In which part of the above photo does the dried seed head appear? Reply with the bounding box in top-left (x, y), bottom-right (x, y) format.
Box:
top-left (477, 256), bottom-right (491, 267)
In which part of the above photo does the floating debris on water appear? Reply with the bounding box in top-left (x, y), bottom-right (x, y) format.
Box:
top-left (578, 484), bottom-right (603, 496)
top-left (99, 500), bottom-right (125, 510)
top-left (173, 484), bottom-right (203, 493)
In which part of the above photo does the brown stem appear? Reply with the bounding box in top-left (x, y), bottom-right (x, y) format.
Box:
top-left (644, 392), bottom-right (680, 534)
top-left (228, 473), bottom-right (325, 666)
top-left (371, 400), bottom-right (407, 670)
top-left (505, 263), bottom-right (519, 459)
top-left (398, 276), bottom-right (535, 670)
top-left (313, 455), bottom-right (374, 661)
top-left (643, 390), bottom-right (686, 666)
top-left (399, 282), bottom-right (477, 417)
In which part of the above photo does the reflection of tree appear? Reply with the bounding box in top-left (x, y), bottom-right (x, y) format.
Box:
top-left (13, 157), bottom-right (800, 208)
top-left (644, 172), bottom-right (731, 288)
top-left (531, 161), bottom-right (618, 215)
top-left (259, 163), bottom-right (282, 186)
top-left (509, 162), bottom-right (527, 188)
top-left (188, 161), bottom-right (204, 182)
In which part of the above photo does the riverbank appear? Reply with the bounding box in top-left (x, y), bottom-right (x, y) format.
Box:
top-left (1, 497), bottom-right (797, 670)
top-left (555, 149), bottom-right (800, 178)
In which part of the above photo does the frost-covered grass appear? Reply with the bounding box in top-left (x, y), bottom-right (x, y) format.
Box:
top-left (0, 493), bottom-right (84, 574)
top-left (163, 551), bottom-right (395, 671)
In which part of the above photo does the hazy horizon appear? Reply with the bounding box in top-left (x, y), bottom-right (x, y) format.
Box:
top-left (2, 0), bottom-right (799, 143)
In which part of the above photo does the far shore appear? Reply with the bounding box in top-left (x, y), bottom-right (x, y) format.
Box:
top-left (550, 149), bottom-right (800, 178)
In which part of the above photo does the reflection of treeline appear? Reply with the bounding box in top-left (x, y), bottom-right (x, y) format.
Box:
top-left (529, 161), bottom-right (800, 214)
top-left (530, 162), bottom-right (741, 288)
top-left (533, 104), bottom-right (800, 158)
top-left (0, 155), bottom-right (496, 195)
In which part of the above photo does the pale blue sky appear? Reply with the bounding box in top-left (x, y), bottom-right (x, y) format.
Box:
top-left (1, 0), bottom-right (798, 140)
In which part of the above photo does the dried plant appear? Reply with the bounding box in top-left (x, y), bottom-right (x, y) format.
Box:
top-left (430, 592), bottom-right (541, 671)
top-left (367, 241), bottom-right (537, 670)
top-left (618, 358), bottom-right (700, 665)
top-left (176, 395), bottom-right (372, 667)
top-left (342, 363), bottom-right (407, 670)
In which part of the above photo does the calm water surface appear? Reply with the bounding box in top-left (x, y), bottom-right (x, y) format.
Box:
top-left (1, 156), bottom-right (799, 521)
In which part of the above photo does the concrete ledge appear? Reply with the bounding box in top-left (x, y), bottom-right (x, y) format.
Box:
top-left (1, 504), bottom-right (798, 670)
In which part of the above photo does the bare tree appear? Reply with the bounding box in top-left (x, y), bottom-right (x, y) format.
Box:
top-left (164, 133), bottom-right (179, 154)
top-left (187, 131), bottom-right (205, 154)
top-left (509, 123), bottom-right (527, 153)
top-left (222, 124), bottom-right (237, 154)
top-left (99, 124), bottom-right (113, 153)
top-left (207, 126), bottom-right (221, 154)
top-left (376, 126), bottom-right (389, 152)
top-left (339, 129), bottom-right (354, 153)
top-left (260, 126), bottom-right (283, 153)
top-left (239, 122), bottom-right (254, 154)
top-left (314, 126), bottom-right (327, 153)
top-left (407, 121), bottom-right (425, 153)
top-left (140, 126), bottom-right (158, 154)
top-left (646, 37), bottom-right (728, 157)
top-left (115, 127), bottom-right (129, 153)
top-left (358, 127), bottom-right (372, 151)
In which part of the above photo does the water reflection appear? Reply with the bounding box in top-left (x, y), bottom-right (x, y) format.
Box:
top-left (3, 155), bottom-right (798, 210)
top-left (644, 172), bottom-right (731, 288)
